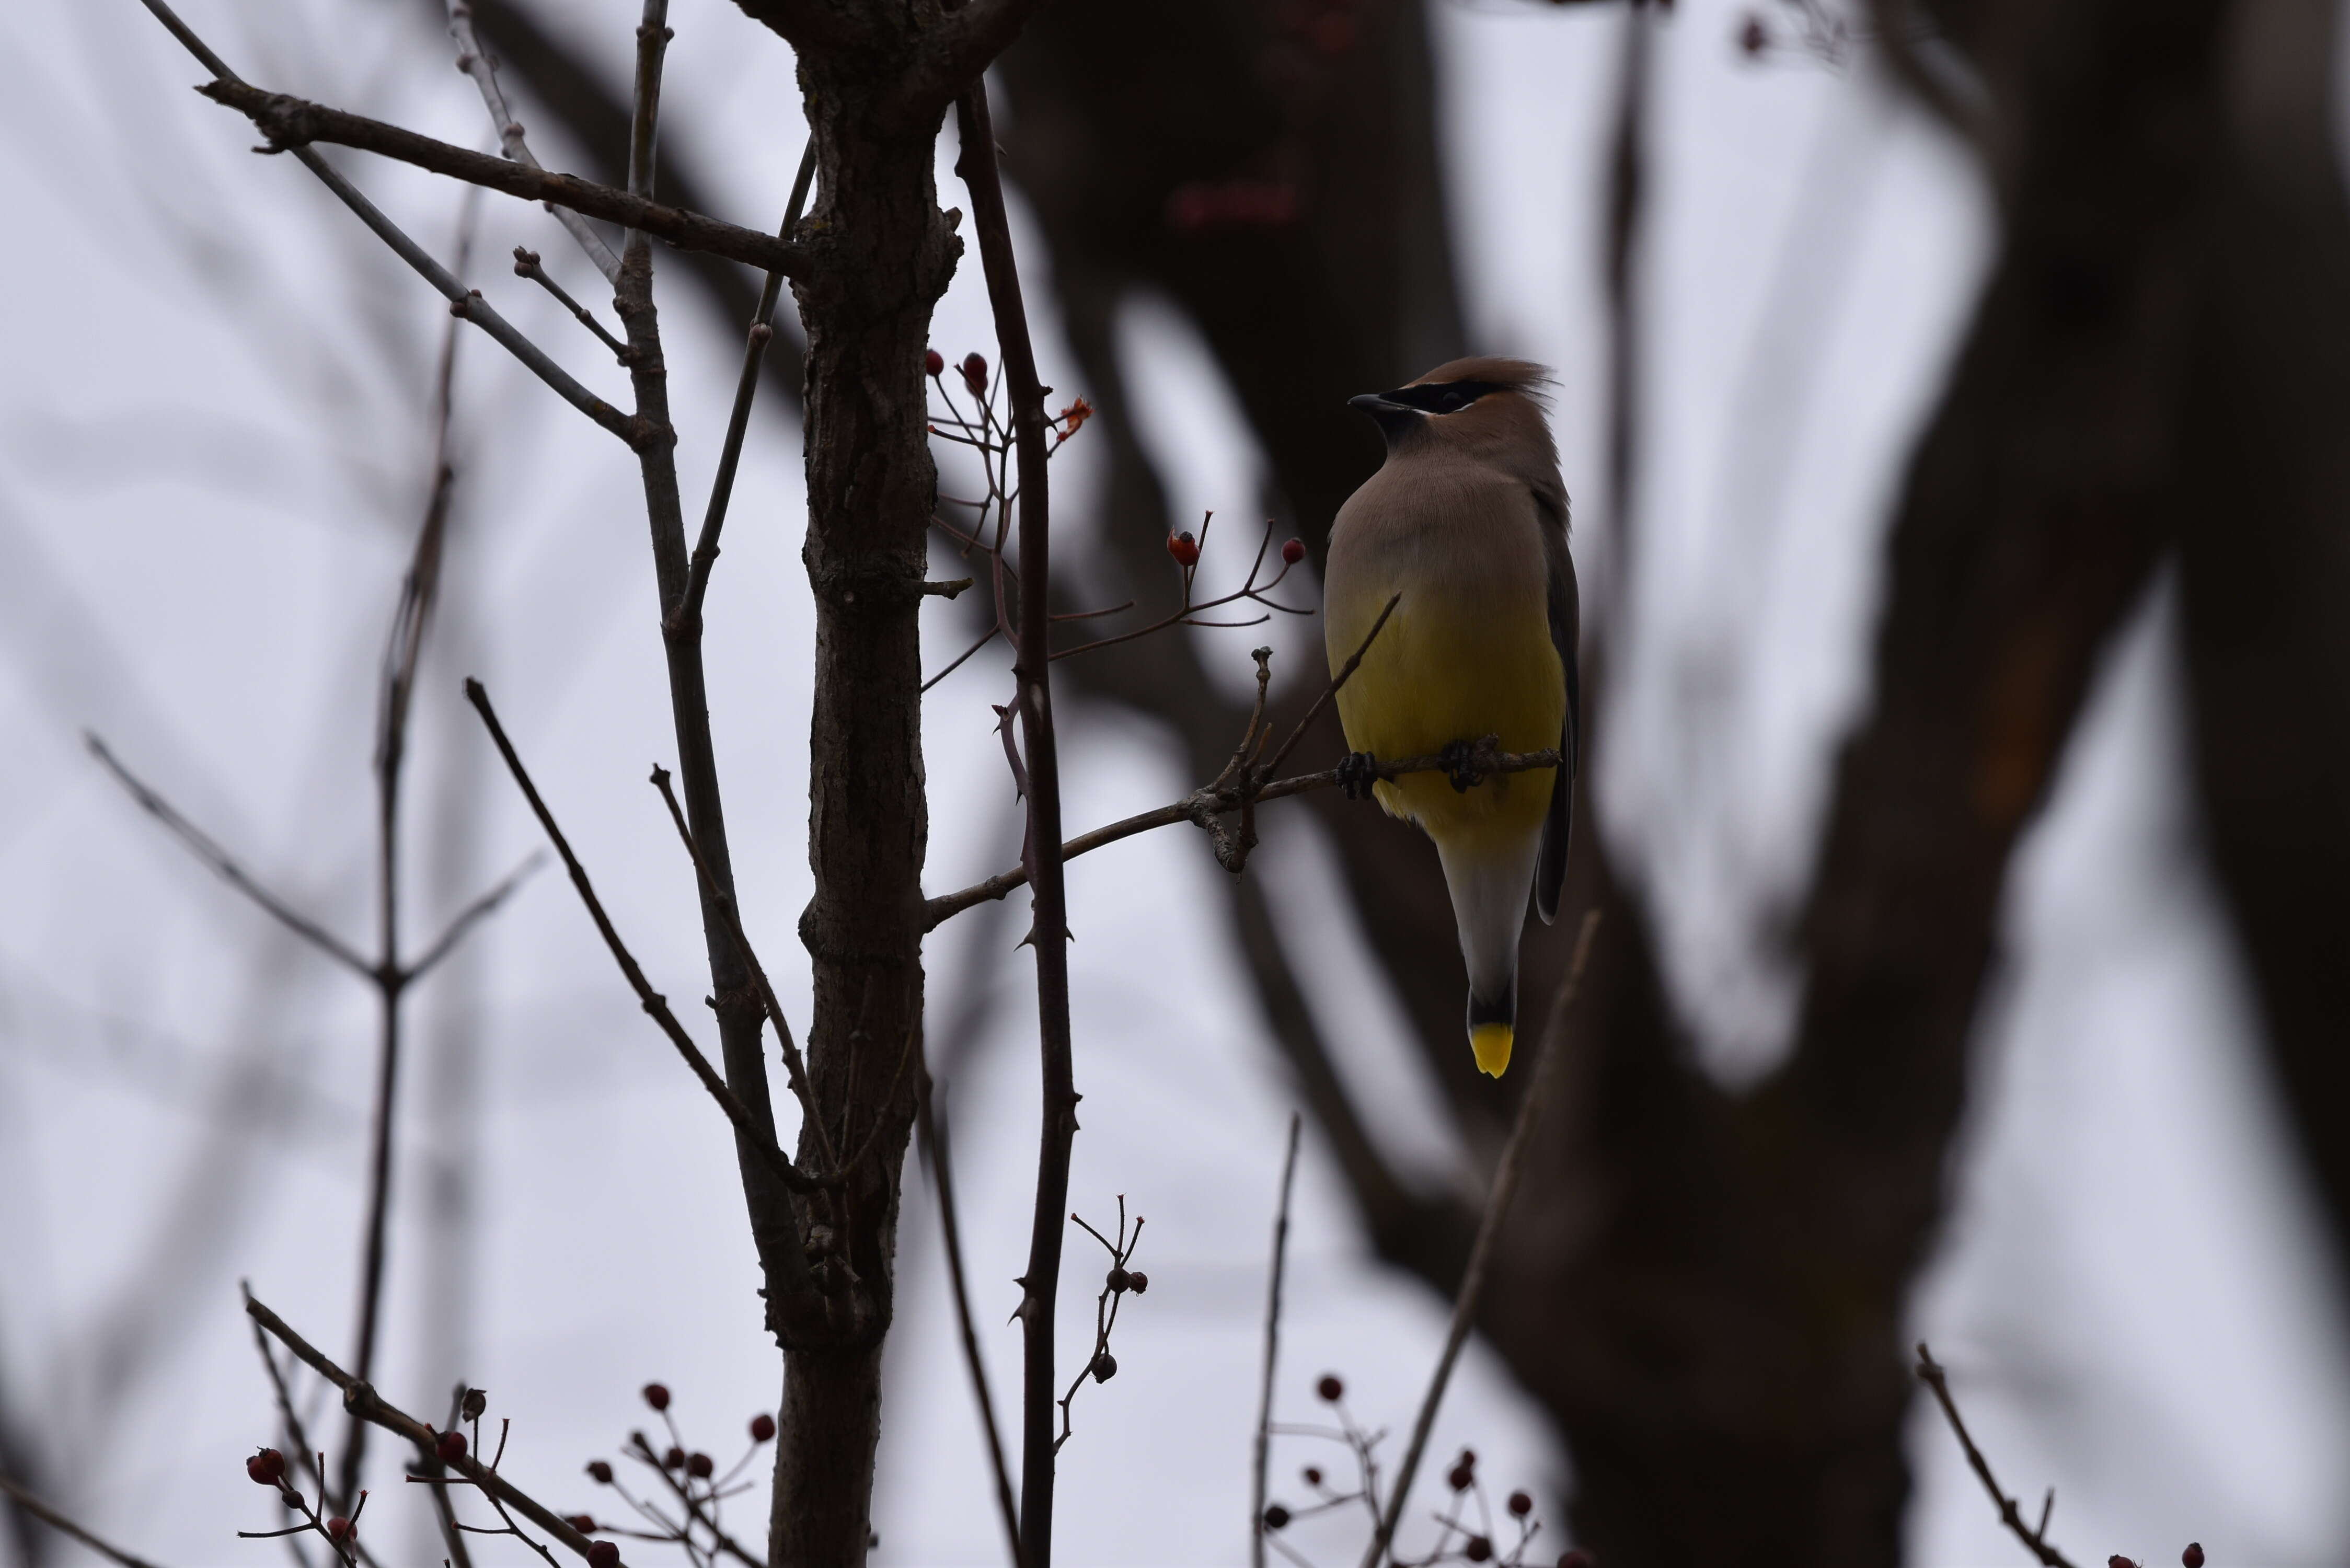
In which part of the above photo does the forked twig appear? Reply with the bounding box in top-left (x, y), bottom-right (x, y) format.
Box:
top-left (1913, 1344), bottom-right (2081, 1568)
top-left (462, 680), bottom-right (820, 1198)
top-left (648, 766), bottom-right (836, 1171)
top-left (134, 0), bottom-right (637, 444)
top-left (240, 1290), bottom-right (609, 1564)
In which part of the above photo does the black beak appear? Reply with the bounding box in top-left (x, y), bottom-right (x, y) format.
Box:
top-left (1349, 391), bottom-right (1419, 443)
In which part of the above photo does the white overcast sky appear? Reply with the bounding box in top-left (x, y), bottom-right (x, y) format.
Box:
top-left (2, 1), bottom-right (2347, 1564)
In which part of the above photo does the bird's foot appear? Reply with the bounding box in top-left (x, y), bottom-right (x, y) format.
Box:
top-left (1441, 739), bottom-right (1486, 793)
top-left (1337, 751), bottom-right (1380, 801)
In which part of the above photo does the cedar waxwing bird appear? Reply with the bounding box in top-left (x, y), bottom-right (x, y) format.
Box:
top-left (1323, 357), bottom-right (1578, 1078)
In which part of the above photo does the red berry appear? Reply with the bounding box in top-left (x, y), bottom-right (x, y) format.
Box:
top-left (326, 1516), bottom-right (352, 1542)
top-left (589, 1542), bottom-right (621, 1568)
top-left (1509, 1491), bottom-right (1534, 1517)
top-left (687, 1452), bottom-right (714, 1479)
top-left (1281, 537), bottom-right (1306, 565)
top-left (1262, 1504), bottom-right (1291, 1531)
top-left (568, 1515), bottom-right (596, 1532)
top-left (1126, 1270), bottom-right (1148, 1294)
top-left (246, 1448), bottom-right (286, 1486)
top-left (436, 1430), bottom-right (467, 1465)
top-left (750, 1413), bottom-right (776, 1443)
top-left (2109, 1560), bottom-right (2142, 1568)
top-left (961, 352), bottom-right (989, 397)
top-left (1316, 1375), bottom-right (1343, 1402)
top-left (1448, 1463), bottom-right (1473, 1492)
top-left (587, 1460), bottom-right (615, 1484)
top-left (1739, 15), bottom-right (1768, 54)
top-left (1303, 1467), bottom-right (1322, 1486)
top-left (1090, 1352), bottom-right (1118, 1382)
top-left (1458, 1448), bottom-right (1478, 1468)
top-left (2182, 1549), bottom-right (2205, 1568)
top-left (925, 349), bottom-right (946, 377)
top-left (642, 1382), bottom-right (670, 1412)
top-left (663, 1446), bottom-right (687, 1470)
top-left (1167, 533), bottom-right (1200, 568)
top-left (1466, 1538), bottom-right (1494, 1563)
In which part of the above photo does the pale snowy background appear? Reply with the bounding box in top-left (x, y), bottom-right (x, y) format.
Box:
top-left (2, 1), bottom-right (2347, 1564)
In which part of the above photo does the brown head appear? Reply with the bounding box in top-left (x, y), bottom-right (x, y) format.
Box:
top-left (1347, 356), bottom-right (1565, 518)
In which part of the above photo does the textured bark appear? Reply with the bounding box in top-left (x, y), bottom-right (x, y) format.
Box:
top-left (765, 45), bottom-right (960, 1568)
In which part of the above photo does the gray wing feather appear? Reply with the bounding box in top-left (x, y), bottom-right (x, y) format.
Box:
top-left (1535, 497), bottom-right (1578, 924)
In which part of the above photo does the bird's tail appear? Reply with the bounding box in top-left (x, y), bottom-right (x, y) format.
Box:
top-left (1436, 835), bottom-right (1542, 1078)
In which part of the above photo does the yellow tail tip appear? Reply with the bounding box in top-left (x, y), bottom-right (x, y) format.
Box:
top-left (1469, 1022), bottom-right (1514, 1078)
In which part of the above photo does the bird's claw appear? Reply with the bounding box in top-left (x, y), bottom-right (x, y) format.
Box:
top-left (1442, 739), bottom-right (1485, 793)
top-left (1337, 751), bottom-right (1379, 801)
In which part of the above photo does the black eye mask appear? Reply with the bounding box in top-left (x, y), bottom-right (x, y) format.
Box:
top-left (1377, 379), bottom-right (1505, 415)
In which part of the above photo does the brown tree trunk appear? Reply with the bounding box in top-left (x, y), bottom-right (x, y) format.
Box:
top-left (768, 57), bottom-right (961, 1566)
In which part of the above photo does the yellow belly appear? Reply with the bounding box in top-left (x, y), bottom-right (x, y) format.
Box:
top-left (1328, 593), bottom-right (1563, 852)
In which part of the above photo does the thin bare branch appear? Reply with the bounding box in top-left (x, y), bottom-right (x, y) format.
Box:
top-left (674, 140), bottom-right (819, 637)
top-left (1913, 1345), bottom-right (2081, 1568)
top-left (462, 681), bottom-right (823, 1200)
top-left (1361, 912), bottom-right (1600, 1568)
top-left (196, 81), bottom-right (804, 279)
top-left (647, 765), bottom-right (835, 1170)
top-left (407, 851), bottom-right (548, 981)
top-left (85, 733), bottom-right (374, 979)
top-left (241, 1291), bottom-right (611, 1565)
top-left (921, 742), bottom-right (1564, 930)
top-left (0, 1472), bottom-right (171, 1568)
top-left (1260, 593), bottom-right (1400, 780)
top-left (957, 78), bottom-right (1077, 1567)
top-left (134, 1), bottom-right (637, 443)
top-left (512, 248), bottom-right (625, 357)
top-left (447, 1), bottom-right (622, 281)
top-left (1251, 1114), bottom-right (1303, 1568)
top-left (917, 1078), bottom-right (1026, 1568)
